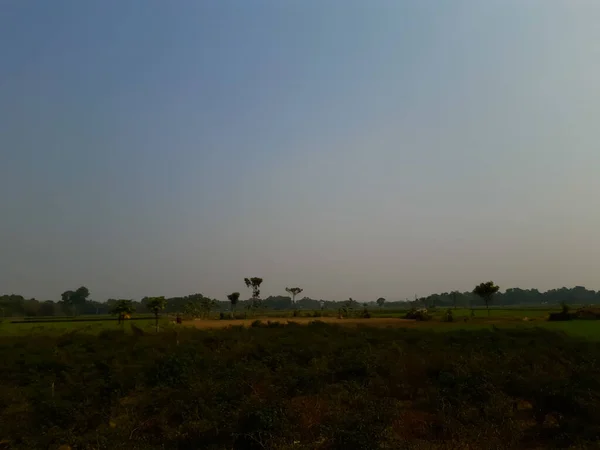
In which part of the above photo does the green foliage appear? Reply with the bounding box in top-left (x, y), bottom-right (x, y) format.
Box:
top-left (226, 292), bottom-right (240, 313)
top-left (0, 326), bottom-right (599, 449)
top-left (473, 281), bottom-right (500, 315)
top-left (184, 297), bottom-right (218, 319)
top-left (285, 287), bottom-right (304, 307)
top-left (146, 297), bottom-right (167, 331)
top-left (146, 296), bottom-right (167, 315)
top-left (376, 297), bottom-right (386, 308)
top-left (405, 308), bottom-right (432, 321)
top-left (109, 299), bottom-right (135, 324)
top-left (60, 286), bottom-right (90, 315)
top-left (244, 277), bottom-right (263, 300)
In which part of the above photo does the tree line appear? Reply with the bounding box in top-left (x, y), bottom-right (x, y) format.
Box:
top-left (1, 283), bottom-right (600, 318)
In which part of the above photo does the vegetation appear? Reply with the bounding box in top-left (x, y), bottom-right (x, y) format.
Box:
top-left (227, 292), bottom-right (240, 316)
top-left (109, 299), bottom-right (135, 324)
top-left (1, 324), bottom-right (599, 449)
top-left (146, 297), bottom-right (167, 332)
top-left (59, 286), bottom-right (90, 316)
top-left (285, 287), bottom-right (303, 308)
top-left (6, 285), bottom-right (600, 319)
top-left (473, 281), bottom-right (500, 316)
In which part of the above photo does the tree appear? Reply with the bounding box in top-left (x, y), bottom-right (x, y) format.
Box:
top-left (227, 292), bottom-right (240, 316)
top-left (285, 287), bottom-right (303, 308)
top-left (60, 286), bottom-right (90, 316)
top-left (39, 300), bottom-right (56, 316)
top-left (110, 299), bottom-right (135, 325)
top-left (183, 297), bottom-right (217, 319)
top-left (473, 281), bottom-right (500, 316)
top-left (146, 296), bottom-right (167, 332)
top-left (450, 291), bottom-right (461, 310)
top-left (376, 297), bottom-right (386, 309)
top-left (244, 277), bottom-right (263, 312)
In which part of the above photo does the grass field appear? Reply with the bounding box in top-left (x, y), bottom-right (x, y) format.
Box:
top-left (1, 321), bottom-right (600, 449)
top-left (2, 306), bottom-right (599, 340)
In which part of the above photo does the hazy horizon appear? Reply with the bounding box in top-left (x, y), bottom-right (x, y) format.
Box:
top-left (2, 1), bottom-right (600, 302)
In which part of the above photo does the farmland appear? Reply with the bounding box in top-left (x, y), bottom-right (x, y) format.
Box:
top-left (1, 305), bottom-right (600, 449)
top-left (1, 313), bottom-right (600, 449)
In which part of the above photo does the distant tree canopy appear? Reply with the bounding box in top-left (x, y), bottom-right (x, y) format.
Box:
top-left (60, 286), bottom-right (90, 315)
top-left (3, 285), bottom-right (600, 318)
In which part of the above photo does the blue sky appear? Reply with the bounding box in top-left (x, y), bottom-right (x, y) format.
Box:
top-left (1, 1), bottom-right (599, 302)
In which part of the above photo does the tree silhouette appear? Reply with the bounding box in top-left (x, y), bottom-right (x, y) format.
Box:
top-left (227, 292), bottom-right (240, 317)
top-left (285, 287), bottom-right (303, 308)
top-left (60, 286), bottom-right (90, 316)
top-left (376, 297), bottom-right (386, 309)
top-left (110, 299), bottom-right (135, 325)
top-left (146, 296), bottom-right (167, 332)
top-left (244, 278), bottom-right (263, 312)
top-left (473, 281), bottom-right (500, 316)
top-left (450, 291), bottom-right (461, 310)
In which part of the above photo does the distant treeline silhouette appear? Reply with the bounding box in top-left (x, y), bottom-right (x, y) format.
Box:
top-left (1, 285), bottom-right (599, 318)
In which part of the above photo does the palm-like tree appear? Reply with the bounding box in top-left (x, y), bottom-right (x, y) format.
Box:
top-left (285, 287), bottom-right (303, 308)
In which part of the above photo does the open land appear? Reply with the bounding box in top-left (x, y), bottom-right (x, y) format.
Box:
top-left (0, 307), bottom-right (599, 449)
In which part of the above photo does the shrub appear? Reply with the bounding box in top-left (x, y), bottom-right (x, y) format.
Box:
top-left (404, 308), bottom-right (431, 321)
top-left (251, 319), bottom-right (263, 327)
top-left (548, 304), bottom-right (574, 321)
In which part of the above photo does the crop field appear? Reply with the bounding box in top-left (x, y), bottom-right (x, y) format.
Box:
top-left (1, 319), bottom-right (600, 449)
top-left (2, 306), bottom-right (599, 340)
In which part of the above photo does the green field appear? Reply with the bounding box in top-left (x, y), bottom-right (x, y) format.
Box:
top-left (1, 320), bottom-right (600, 449)
top-left (2, 307), bottom-right (599, 340)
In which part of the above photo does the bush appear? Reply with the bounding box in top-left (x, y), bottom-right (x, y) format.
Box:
top-left (404, 308), bottom-right (431, 321)
top-left (2, 323), bottom-right (600, 449)
top-left (251, 319), bottom-right (263, 327)
top-left (549, 304), bottom-right (573, 321)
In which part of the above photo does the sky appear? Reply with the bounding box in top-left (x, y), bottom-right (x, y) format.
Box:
top-left (1, 1), bottom-right (600, 302)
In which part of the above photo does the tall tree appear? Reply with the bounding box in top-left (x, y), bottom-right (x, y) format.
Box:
top-left (473, 281), bottom-right (500, 316)
top-left (110, 299), bottom-right (135, 325)
top-left (285, 287), bottom-right (303, 308)
top-left (244, 277), bottom-right (263, 311)
top-left (227, 292), bottom-right (240, 316)
top-left (146, 296), bottom-right (167, 332)
top-left (450, 291), bottom-right (461, 310)
top-left (376, 297), bottom-right (386, 309)
top-left (60, 286), bottom-right (90, 316)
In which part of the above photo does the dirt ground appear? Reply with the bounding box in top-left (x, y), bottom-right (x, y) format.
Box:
top-left (183, 316), bottom-right (416, 329)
